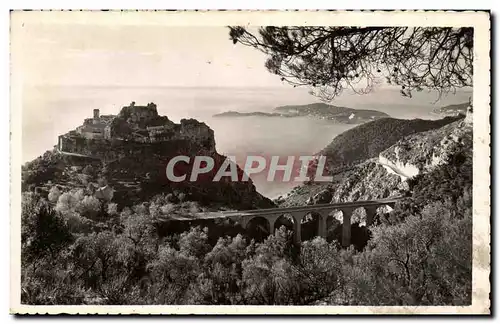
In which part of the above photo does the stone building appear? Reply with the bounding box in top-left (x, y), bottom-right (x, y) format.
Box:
top-left (146, 124), bottom-right (176, 142)
top-left (77, 123), bottom-right (107, 139)
top-left (119, 102), bottom-right (159, 124)
top-left (77, 109), bottom-right (115, 139)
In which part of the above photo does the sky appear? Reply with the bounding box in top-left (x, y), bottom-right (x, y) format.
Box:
top-left (12, 17), bottom-right (286, 88)
top-left (12, 11), bottom-right (474, 166)
top-left (11, 11), bottom-right (475, 94)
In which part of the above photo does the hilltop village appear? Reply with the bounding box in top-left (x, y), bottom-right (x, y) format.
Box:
top-left (51, 102), bottom-right (219, 205)
top-left (57, 102), bottom-right (216, 160)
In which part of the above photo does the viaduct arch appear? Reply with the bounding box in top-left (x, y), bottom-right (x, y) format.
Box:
top-left (218, 198), bottom-right (400, 247)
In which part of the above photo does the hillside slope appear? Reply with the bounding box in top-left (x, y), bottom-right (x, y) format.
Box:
top-left (281, 115), bottom-right (472, 209)
top-left (319, 116), bottom-right (463, 169)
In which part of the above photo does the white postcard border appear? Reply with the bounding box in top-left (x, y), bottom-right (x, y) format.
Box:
top-left (9, 10), bottom-right (491, 315)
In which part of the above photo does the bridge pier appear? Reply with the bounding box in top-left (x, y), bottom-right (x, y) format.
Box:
top-left (341, 208), bottom-right (354, 248)
top-left (268, 214), bottom-right (279, 235)
top-left (317, 211), bottom-right (328, 240)
top-left (365, 206), bottom-right (378, 227)
top-left (290, 212), bottom-right (303, 245)
top-left (238, 216), bottom-right (249, 230)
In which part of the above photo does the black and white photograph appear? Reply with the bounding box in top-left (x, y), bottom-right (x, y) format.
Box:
top-left (9, 10), bottom-right (490, 314)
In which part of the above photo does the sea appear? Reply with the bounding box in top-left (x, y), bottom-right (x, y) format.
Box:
top-left (21, 85), bottom-right (472, 199)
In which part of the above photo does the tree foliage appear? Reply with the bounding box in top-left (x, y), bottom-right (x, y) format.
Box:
top-left (229, 26), bottom-right (473, 100)
top-left (21, 195), bottom-right (73, 264)
top-left (21, 144), bottom-right (472, 305)
top-left (21, 193), bottom-right (471, 305)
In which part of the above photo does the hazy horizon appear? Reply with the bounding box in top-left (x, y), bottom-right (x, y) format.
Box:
top-left (14, 20), bottom-right (472, 198)
top-left (21, 85), bottom-right (471, 198)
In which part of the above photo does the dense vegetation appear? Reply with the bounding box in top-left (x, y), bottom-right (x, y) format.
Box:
top-left (21, 143), bottom-right (472, 305)
top-left (320, 116), bottom-right (463, 168)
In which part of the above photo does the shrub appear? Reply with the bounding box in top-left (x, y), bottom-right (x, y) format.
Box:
top-left (76, 196), bottom-right (102, 220)
top-left (82, 165), bottom-right (95, 176)
top-left (47, 186), bottom-right (62, 203)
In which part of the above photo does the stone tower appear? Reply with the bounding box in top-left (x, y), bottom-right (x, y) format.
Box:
top-left (93, 109), bottom-right (100, 119)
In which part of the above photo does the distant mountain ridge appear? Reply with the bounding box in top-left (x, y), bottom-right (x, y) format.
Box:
top-left (214, 102), bottom-right (390, 124)
top-left (212, 111), bottom-right (284, 118)
top-left (433, 102), bottom-right (470, 116)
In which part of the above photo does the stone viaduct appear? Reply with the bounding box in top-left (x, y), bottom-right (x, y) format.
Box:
top-left (194, 197), bottom-right (401, 247)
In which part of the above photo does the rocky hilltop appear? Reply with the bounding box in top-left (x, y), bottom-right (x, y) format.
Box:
top-left (23, 102), bottom-right (274, 211)
top-left (214, 102), bottom-right (390, 124)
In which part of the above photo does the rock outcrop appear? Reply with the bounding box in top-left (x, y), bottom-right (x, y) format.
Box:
top-left (306, 189), bottom-right (333, 205)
